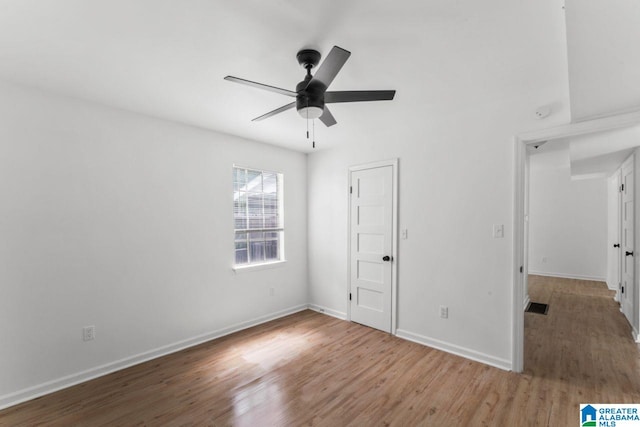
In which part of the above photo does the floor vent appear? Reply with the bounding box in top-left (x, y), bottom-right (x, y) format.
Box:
top-left (526, 302), bottom-right (549, 315)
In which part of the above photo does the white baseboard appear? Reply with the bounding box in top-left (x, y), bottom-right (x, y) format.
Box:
top-left (395, 329), bottom-right (511, 371)
top-left (523, 294), bottom-right (531, 311)
top-left (0, 304), bottom-right (308, 411)
top-left (605, 280), bottom-right (618, 292)
top-left (619, 310), bottom-right (638, 342)
top-left (309, 310), bottom-right (511, 371)
top-left (307, 304), bottom-right (347, 320)
top-left (528, 271), bottom-right (606, 282)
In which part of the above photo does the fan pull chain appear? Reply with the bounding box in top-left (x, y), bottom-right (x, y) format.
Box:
top-left (306, 100), bottom-right (309, 139)
top-left (312, 119), bottom-right (316, 149)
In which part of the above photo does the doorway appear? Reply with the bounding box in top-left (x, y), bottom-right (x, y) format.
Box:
top-left (348, 159), bottom-right (398, 333)
top-left (513, 111), bottom-right (640, 372)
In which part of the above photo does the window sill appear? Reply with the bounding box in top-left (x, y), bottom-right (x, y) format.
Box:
top-left (232, 260), bottom-right (287, 273)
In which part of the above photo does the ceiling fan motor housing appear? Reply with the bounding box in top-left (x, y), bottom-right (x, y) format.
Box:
top-left (296, 78), bottom-right (325, 119)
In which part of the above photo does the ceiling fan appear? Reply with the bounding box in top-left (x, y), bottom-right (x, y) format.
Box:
top-left (224, 46), bottom-right (395, 127)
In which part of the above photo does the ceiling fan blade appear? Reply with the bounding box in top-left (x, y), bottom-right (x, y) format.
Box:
top-left (224, 76), bottom-right (296, 97)
top-left (252, 102), bottom-right (296, 121)
top-left (307, 46), bottom-right (351, 90)
top-left (318, 106), bottom-right (337, 127)
top-left (325, 90), bottom-right (396, 103)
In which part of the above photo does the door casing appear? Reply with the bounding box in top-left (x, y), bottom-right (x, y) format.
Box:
top-left (616, 169), bottom-right (622, 302)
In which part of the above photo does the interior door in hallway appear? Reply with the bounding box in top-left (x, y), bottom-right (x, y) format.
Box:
top-left (621, 155), bottom-right (634, 326)
top-left (349, 163), bottom-right (394, 333)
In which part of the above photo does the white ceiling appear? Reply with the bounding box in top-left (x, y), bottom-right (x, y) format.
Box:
top-left (0, 0), bottom-right (568, 152)
top-left (530, 124), bottom-right (640, 178)
top-left (569, 125), bottom-right (640, 177)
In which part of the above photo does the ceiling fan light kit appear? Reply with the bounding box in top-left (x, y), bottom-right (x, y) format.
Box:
top-left (298, 105), bottom-right (323, 119)
top-left (224, 46), bottom-right (396, 132)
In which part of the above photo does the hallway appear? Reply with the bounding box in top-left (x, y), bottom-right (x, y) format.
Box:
top-left (525, 275), bottom-right (640, 402)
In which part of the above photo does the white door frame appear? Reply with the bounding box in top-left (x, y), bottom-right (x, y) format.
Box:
top-left (347, 158), bottom-right (399, 334)
top-left (615, 169), bottom-right (623, 302)
top-left (512, 109), bottom-right (640, 372)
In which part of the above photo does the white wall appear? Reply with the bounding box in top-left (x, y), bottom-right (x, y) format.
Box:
top-left (308, 107), bottom-right (564, 370)
top-left (565, 0), bottom-right (640, 120)
top-left (0, 81), bottom-right (308, 407)
top-left (307, 0), bottom-right (570, 370)
top-left (528, 152), bottom-right (608, 280)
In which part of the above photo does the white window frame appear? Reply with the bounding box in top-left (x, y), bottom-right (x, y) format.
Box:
top-left (232, 165), bottom-right (285, 271)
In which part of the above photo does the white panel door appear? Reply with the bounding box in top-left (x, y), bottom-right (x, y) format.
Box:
top-left (350, 165), bottom-right (393, 332)
top-left (621, 156), bottom-right (634, 325)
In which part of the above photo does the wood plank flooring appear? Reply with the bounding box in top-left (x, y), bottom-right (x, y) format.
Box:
top-left (1, 276), bottom-right (639, 426)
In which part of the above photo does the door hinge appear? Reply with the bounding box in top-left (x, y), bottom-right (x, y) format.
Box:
top-left (622, 286), bottom-right (625, 294)
top-left (620, 184), bottom-right (625, 192)
top-left (349, 293), bottom-right (352, 301)
top-left (519, 266), bottom-right (523, 273)
top-left (350, 186), bottom-right (353, 194)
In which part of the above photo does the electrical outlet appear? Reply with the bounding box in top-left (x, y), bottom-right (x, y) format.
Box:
top-left (493, 224), bottom-right (504, 239)
top-left (401, 229), bottom-right (408, 240)
top-left (440, 306), bottom-right (448, 319)
top-left (82, 326), bottom-right (95, 341)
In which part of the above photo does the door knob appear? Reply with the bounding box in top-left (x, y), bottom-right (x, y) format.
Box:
top-left (614, 243), bottom-right (620, 248)
top-left (626, 251), bottom-right (634, 257)
top-left (382, 255), bottom-right (393, 262)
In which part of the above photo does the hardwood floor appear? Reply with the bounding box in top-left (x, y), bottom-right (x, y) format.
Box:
top-left (1, 276), bottom-right (639, 426)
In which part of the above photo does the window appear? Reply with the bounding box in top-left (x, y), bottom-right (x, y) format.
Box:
top-left (233, 166), bottom-right (284, 267)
